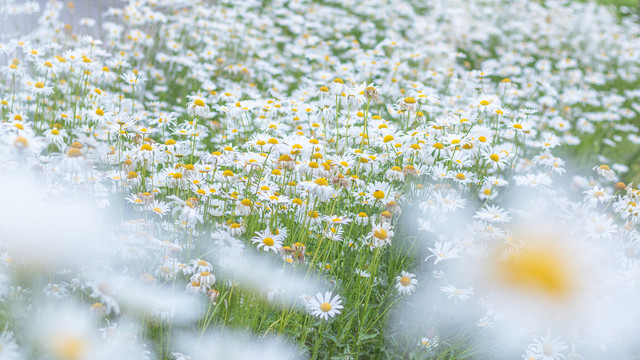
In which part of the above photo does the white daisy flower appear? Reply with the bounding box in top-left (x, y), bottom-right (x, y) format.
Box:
top-left (395, 271), bottom-right (418, 295)
top-left (308, 292), bottom-right (343, 320)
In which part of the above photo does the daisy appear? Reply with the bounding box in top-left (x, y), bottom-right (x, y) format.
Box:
top-left (323, 214), bottom-right (352, 225)
top-left (308, 292), bottom-right (343, 320)
top-left (433, 191), bottom-right (467, 213)
top-left (191, 259), bottom-right (213, 273)
top-left (473, 205), bottom-right (511, 224)
top-left (251, 229), bottom-right (283, 253)
top-left (525, 331), bottom-right (568, 360)
top-left (190, 271), bottom-right (216, 287)
top-left (305, 177), bottom-right (335, 201)
top-left (583, 186), bottom-right (611, 208)
top-left (418, 336), bottom-right (438, 351)
top-left (26, 80), bottom-right (54, 96)
top-left (227, 222), bottom-right (246, 236)
top-left (385, 166), bottom-right (405, 182)
top-left (323, 226), bottom-right (344, 242)
top-left (186, 95), bottom-right (210, 118)
top-left (44, 128), bottom-right (66, 148)
top-left (395, 271), bottom-right (418, 295)
top-left (44, 283), bottom-right (69, 299)
top-left (186, 281), bottom-right (205, 294)
top-left (121, 71), bottom-right (146, 89)
top-left (355, 212), bottom-right (369, 225)
top-left (368, 222), bottom-right (394, 248)
top-left (426, 241), bottom-right (461, 265)
top-left (585, 214), bottom-right (617, 240)
top-left (167, 196), bottom-right (203, 228)
top-left (365, 181), bottom-right (396, 203)
top-left (440, 285), bottom-right (474, 302)
top-left (483, 149), bottom-right (509, 171)
top-left (148, 200), bottom-right (170, 217)
top-left (355, 269), bottom-right (371, 278)
top-left (237, 198), bottom-right (253, 216)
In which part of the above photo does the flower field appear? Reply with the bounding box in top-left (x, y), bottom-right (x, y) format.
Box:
top-left (1, 0), bottom-right (640, 359)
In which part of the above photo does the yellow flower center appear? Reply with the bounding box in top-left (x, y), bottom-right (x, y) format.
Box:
top-left (320, 302), bottom-right (332, 312)
top-left (400, 276), bottom-right (411, 287)
top-left (373, 190), bottom-right (385, 200)
top-left (194, 99), bottom-right (205, 107)
top-left (67, 148), bottom-right (83, 158)
top-left (374, 229), bottom-right (387, 240)
top-left (51, 335), bottom-right (86, 360)
top-left (263, 237), bottom-right (274, 247)
top-left (314, 178), bottom-right (328, 186)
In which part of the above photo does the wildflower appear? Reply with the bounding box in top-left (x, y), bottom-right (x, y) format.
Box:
top-left (27, 80), bottom-right (54, 96)
top-left (191, 259), bottom-right (213, 273)
top-left (355, 212), bottom-right (369, 226)
top-left (583, 186), bottom-right (611, 208)
top-left (418, 336), bottom-right (438, 351)
top-left (440, 285), bottom-right (474, 302)
top-left (395, 271), bottom-right (418, 295)
top-left (593, 164), bottom-right (616, 180)
top-left (355, 269), bottom-right (371, 278)
top-left (483, 150), bottom-right (508, 171)
top-left (474, 205), bottom-right (511, 223)
top-left (167, 195), bottom-right (203, 228)
top-left (186, 95), bottom-right (210, 117)
top-left (251, 229), bottom-right (283, 253)
top-left (368, 222), bottom-right (394, 248)
top-left (190, 271), bottom-right (216, 287)
top-left (227, 222), bottom-right (246, 236)
top-left (148, 200), bottom-right (170, 217)
top-left (307, 292), bottom-right (343, 320)
top-left (426, 241), bottom-right (461, 264)
top-left (525, 331), bottom-right (568, 360)
top-left (121, 71), bottom-right (145, 89)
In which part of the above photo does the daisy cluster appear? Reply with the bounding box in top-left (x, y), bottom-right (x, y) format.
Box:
top-left (0, 0), bottom-right (639, 358)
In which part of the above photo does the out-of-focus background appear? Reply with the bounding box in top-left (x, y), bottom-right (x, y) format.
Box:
top-left (2, 0), bottom-right (123, 40)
